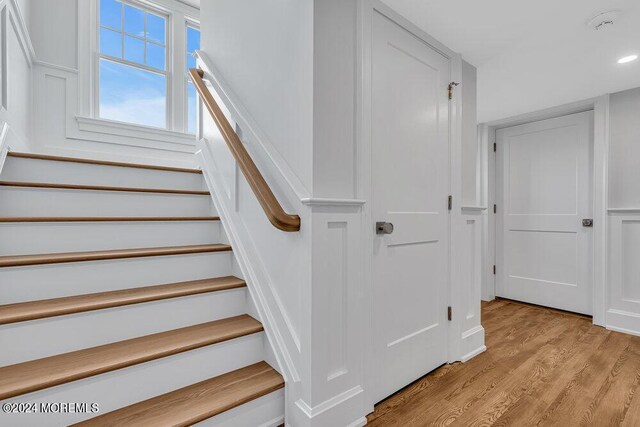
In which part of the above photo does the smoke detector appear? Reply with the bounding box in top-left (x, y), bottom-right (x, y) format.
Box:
top-left (587, 10), bottom-right (620, 30)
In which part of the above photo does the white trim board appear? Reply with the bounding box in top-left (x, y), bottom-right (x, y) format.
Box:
top-left (0, 121), bottom-right (10, 174)
top-left (481, 95), bottom-right (610, 326)
top-left (3, 0), bottom-right (35, 66)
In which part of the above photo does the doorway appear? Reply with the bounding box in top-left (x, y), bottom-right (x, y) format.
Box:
top-left (371, 10), bottom-right (451, 402)
top-left (495, 111), bottom-right (594, 315)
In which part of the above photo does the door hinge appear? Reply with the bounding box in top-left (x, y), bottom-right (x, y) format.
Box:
top-left (448, 195), bottom-right (453, 210)
top-left (493, 265), bottom-right (496, 275)
top-left (494, 204), bottom-right (497, 214)
top-left (494, 142), bottom-right (497, 152)
top-left (448, 82), bottom-right (459, 100)
top-left (447, 306), bottom-right (452, 321)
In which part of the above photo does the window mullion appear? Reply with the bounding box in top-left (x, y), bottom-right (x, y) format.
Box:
top-left (171, 13), bottom-right (187, 132)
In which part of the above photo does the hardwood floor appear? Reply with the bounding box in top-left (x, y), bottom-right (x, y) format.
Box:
top-left (367, 299), bottom-right (640, 426)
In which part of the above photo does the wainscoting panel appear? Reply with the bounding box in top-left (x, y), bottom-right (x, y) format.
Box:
top-left (607, 210), bottom-right (640, 336)
top-left (459, 208), bottom-right (486, 361)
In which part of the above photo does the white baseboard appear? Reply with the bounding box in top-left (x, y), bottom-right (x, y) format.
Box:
top-left (606, 309), bottom-right (640, 337)
top-left (292, 386), bottom-right (366, 427)
top-left (460, 325), bottom-right (486, 362)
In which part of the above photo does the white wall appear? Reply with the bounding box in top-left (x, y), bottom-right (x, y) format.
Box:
top-left (609, 87), bottom-right (640, 208)
top-left (0, 0), bottom-right (33, 152)
top-left (311, 0), bottom-right (357, 199)
top-left (30, 0), bottom-right (76, 69)
top-left (200, 0), bottom-right (314, 194)
top-left (461, 61), bottom-right (478, 205)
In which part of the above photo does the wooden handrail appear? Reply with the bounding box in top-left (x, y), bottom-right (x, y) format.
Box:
top-left (190, 68), bottom-right (301, 232)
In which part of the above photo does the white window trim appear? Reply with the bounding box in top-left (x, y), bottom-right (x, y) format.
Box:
top-left (185, 19), bottom-right (200, 134)
top-left (76, 0), bottom-right (199, 148)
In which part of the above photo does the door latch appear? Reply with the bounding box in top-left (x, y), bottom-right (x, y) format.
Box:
top-left (582, 219), bottom-right (593, 227)
top-left (376, 222), bottom-right (394, 235)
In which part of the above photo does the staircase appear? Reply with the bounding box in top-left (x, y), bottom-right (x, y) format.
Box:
top-left (0, 152), bottom-right (284, 426)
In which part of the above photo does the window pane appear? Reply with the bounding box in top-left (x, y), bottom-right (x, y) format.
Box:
top-left (100, 0), bottom-right (122, 30)
top-left (186, 26), bottom-right (200, 53)
top-left (186, 53), bottom-right (196, 72)
top-left (187, 82), bottom-right (197, 134)
top-left (100, 27), bottom-right (122, 58)
top-left (124, 36), bottom-right (144, 64)
top-left (146, 42), bottom-right (165, 70)
top-left (99, 58), bottom-right (166, 128)
top-left (146, 13), bottom-right (165, 44)
top-left (124, 4), bottom-right (144, 37)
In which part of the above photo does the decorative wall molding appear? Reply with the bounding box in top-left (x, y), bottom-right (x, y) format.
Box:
top-left (33, 60), bottom-right (79, 75)
top-left (460, 325), bottom-right (486, 362)
top-left (301, 198), bottom-right (366, 207)
top-left (0, 121), bottom-right (10, 173)
top-left (461, 205), bottom-right (487, 213)
top-left (293, 385), bottom-right (366, 427)
top-left (608, 208), bottom-right (640, 213)
top-left (5, 0), bottom-right (35, 66)
top-left (0, 0), bottom-right (33, 151)
top-left (74, 116), bottom-right (197, 147)
top-left (607, 211), bottom-right (640, 336)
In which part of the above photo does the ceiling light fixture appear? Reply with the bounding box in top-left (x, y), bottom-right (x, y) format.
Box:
top-left (618, 55), bottom-right (638, 64)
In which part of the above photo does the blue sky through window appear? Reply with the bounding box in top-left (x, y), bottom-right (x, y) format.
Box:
top-left (100, 59), bottom-right (166, 128)
top-left (98, 0), bottom-right (167, 128)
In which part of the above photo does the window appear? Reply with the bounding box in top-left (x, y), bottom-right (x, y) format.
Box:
top-left (185, 25), bottom-right (200, 134)
top-left (98, 0), bottom-right (168, 128)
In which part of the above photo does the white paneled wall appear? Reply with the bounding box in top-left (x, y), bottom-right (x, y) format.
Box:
top-left (606, 88), bottom-right (640, 336)
top-left (0, 0), bottom-right (33, 152)
top-left (608, 210), bottom-right (640, 335)
top-left (459, 208), bottom-right (486, 361)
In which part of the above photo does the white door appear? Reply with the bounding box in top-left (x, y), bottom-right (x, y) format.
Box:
top-left (372, 11), bottom-right (450, 402)
top-left (496, 111), bottom-right (593, 315)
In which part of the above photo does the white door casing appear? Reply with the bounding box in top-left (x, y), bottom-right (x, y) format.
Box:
top-left (496, 111), bottom-right (594, 315)
top-left (371, 10), bottom-right (451, 402)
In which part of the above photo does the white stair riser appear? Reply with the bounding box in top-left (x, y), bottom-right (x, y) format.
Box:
top-left (0, 221), bottom-right (221, 255)
top-left (0, 187), bottom-right (213, 217)
top-left (0, 252), bottom-right (233, 304)
top-left (0, 333), bottom-right (265, 427)
top-left (196, 389), bottom-right (284, 427)
top-left (0, 288), bottom-right (248, 365)
top-left (1, 157), bottom-right (205, 191)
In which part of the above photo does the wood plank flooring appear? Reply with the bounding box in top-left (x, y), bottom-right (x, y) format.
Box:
top-left (367, 299), bottom-right (640, 426)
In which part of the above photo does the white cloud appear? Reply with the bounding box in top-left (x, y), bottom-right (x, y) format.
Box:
top-left (100, 96), bottom-right (166, 128)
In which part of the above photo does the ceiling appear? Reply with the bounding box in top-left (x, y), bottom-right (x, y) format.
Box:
top-left (382, 0), bottom-right (640, 122)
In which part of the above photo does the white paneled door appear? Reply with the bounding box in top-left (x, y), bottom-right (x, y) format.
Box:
top-left (496, 111), bottom-right (594, 315)
top-left (372, 11), bottom-right (450, 402)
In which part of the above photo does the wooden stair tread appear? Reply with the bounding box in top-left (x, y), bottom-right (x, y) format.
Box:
top-left (0, 216), bottom-right (220, 222)
top-left (0, 244), bottom-right (232, 267)
top-left (73, 361), bottom-right (284, 427)
top-left (0, 276), bottom-right (246, 325)
top-left (0, 315), bottom-right (264, 400)
top-left (7, 152), bottom-right (203, 174)
top-left (0, 181), bottom-right (210, 195)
